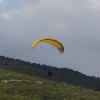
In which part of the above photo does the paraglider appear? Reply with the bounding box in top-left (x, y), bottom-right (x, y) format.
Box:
top-left (31, 37), bottom-right (64, 76)
top-left (48, 71), bottom-right (52, 76)
top-left (31, 37), bottom-right (64, 54)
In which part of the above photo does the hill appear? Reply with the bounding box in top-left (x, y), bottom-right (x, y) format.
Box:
top-left (0, 68), bottom-right (100, 100)
top-left (0, 55), bottom-right (100, 92)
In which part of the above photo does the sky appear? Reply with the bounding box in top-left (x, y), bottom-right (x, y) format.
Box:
top-left (0, 0), bottom-right (100, 77)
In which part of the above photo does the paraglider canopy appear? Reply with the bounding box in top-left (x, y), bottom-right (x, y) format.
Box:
top-left (31, 37), bottom-right (64, 76)
top-left (31, 37), bottom-right (64, 54)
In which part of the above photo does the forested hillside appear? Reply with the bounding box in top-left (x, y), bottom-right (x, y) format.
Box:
top-left (0, 68), bottom-right (100, 100)
top-left (0, 55), bottom-right (100, 92)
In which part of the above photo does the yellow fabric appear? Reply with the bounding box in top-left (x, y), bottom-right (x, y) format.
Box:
top-left (31, 38), bottom-right (64, 54)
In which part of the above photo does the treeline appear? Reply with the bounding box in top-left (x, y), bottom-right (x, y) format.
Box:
top-left (0, 55), bottom-right (100, 92)
top-left (0, 68), bottom-right (100, 100)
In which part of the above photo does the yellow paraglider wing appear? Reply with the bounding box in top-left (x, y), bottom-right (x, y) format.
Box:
top-left (31, 38), bottom-right (64, 54)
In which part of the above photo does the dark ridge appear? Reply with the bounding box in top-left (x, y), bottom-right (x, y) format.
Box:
top-left (0, 55), bottom-right (100, 92)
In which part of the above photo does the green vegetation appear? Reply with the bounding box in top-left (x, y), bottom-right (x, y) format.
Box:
top-left (0, 68), bottom-right (100, 100)
top-left (0, 55), bottom-right (100, 92)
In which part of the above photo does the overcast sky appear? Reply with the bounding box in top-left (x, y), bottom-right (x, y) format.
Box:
top-left (0, 0), bottom-right (100, 77)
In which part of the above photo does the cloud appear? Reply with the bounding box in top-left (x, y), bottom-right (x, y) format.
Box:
top-left (0, 0), bottom-right (100, 77)
top-left (0, 0), bottom-right (3, 5)
top-left (50, 20), bottom-right (70, 31)
top-left (87, 0), bottom-right (100, 10)
top-left (3, 10), bottom-right (19, 19)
